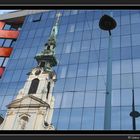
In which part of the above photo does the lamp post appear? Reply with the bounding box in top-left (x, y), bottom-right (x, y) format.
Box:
top-left (99, 14), bottom-right (117, 130)
top-left (130, 89), bottom-right (140, 130)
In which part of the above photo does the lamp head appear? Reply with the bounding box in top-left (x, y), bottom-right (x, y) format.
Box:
top-left (99, 14), bottom-right (117, 31)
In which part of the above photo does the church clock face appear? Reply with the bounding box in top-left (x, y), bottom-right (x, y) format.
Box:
top-left (32, 68), bottom-right (42, 76)
top-left (35, 69), bottom-right (41, 75)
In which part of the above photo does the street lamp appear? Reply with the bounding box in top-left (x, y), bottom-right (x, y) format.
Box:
top-left (130, 89), bottom-right (140, 130)
top-left (99, 14), bottom-right (117, 130)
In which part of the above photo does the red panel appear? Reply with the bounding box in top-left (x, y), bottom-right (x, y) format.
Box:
top-left (0, 30), bottom-right (19, 39)
top-left (0, 47), bottom-right (13, 57)
top-left (0, 22), bottom-right (5, 29)
top-left (0, 67), bottom-right (5, 77)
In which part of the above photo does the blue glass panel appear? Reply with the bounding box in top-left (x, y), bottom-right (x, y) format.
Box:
top-left (134, 73), bottom-right (140, 88)
top-left (16, 59), bottom-right (26, 70)
top-left (112, 61), bottom-right (120, 74)
top-left (112, 36), bottom-right (120, 48)
top-left (71, 41), bottom-right (81, 52)
top-left (99, 62), bottom-right (107, 75)
top-left (134, 88), bottom-right (140, 105)
top-left (84, 21), bottom-right (92, 30)
top-left (81, 40), bottom-right (91, 51)
top-left (92, 29), bottom-right (101, 39)
top-left (69, 108), bottom-right (82, 130)
top-left (63, 43), bottom-right (72, 53)
top-left (88, 63), bottom-right (98, 76)
top-left (11, 49), bottom-right (22, 59)
top-left (97, 76), bottom-right (106, 90)
top-left (86, 76), bottom-right (97, 91)
top-left (20, 48), bottom-right (30, 58)
top-left (132, 34), bottom-right (140, 46)
top-left (57, 109), bottom-right (71, 130)
top-left (131, 13), bottom-right (140, 24)
top-left (68, 15), bottom-right (77, 24)
top-left (133, 59), bottom-right (140, 73)
top-left (56, 43), bottom-right (64, 54)
top-left (121, 25), bottom-right (130, 35)
top-left (6, 59), bottom-right (18, 70)
top-left (1, 96), bottom-right (13, 110)
top-left (64, 78), bottom-right (76, 92)
top-left (121, 107), bottom-right (132, 130)
top-left (61, 92), bottom-right (73, 108)
top-left (82, 31), bottom-right (92, 40)
top-left (111, 90), bottom-right (120, 106)
top-left (67, 64), bottom-right (77, 78)
top-left (96, 93), bottom-right (105, 107)
top-left (58, 25), bottom-right (67, 34)
top-left (77, 64), bottom-right (88, 77)
top-left (53, 79), bottom-right (65, 92)
top-left (132, 46), bottom-right (140, 59)
top-left (89, 51), bottom-right (99, 63)
top-left (121, 89), bottom-right (132, 106)
top-left (19, 69), bottom-right (29, 82)
top-left (84, 91), bottom-right (96, 107)
top-left (79, 51), bottom-right (89, 63)
top-left (57, 66), bottom-right (67, 79)
top-left (111, 107), bottom-right (121, 130)
top-left (69, 53), bottom-right (79, 64)
top-left (131, 23), bottom-right (140, 34)
top-left (75, 77), bottom-right (86, 91)
top-left (90, 39), bottom-right (100, 50)
top-left (75, 22), bottom-right (84, 31)
top-left (73, 31), bottom-right (83, 41)
top-left (94, 108), bottom-right (104, 130)
top-left (101, 38), bottom-right (109, 49)
top-left (121, 15), bottom-right (130, 25)
top-left (77, 13), bottom-right (85, 22)
top-left (60, 54), bottom-right (70, 65)
top-left (121, 47), bottom-right (131, 60)
top-left (121, 74), bottom-right (132, 89)
top-left (2, 70), bottom-right (14, 83)
top-left (72, 92), bottom-right (84, 108)
top-left (81, 108), bottom-right (94, 130)
top-left (121, 60), bottom-right (132, 73)
top-left (100, 49), bottom-right (107, 61)
top-left (121, 35), bottom-right (131, 47)
top-left (11, 70), bottom-right (22, 82)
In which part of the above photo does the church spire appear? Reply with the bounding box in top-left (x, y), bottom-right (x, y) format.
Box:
top-left (35, 12), bottom-right (61, 72)
top-left (49, 12), bottom-right (61, 39)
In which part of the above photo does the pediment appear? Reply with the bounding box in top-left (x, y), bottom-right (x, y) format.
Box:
top-left (7, 95), bottom-right (49, 109)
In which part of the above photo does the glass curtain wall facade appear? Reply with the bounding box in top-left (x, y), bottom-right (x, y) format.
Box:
top-left (0, 10), bottom-right (140, 130)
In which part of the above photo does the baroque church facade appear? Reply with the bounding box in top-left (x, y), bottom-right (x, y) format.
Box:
top-left (0, 13), bottom-right (61, 130)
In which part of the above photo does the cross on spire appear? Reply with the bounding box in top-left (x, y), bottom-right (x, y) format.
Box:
top-left (55, 12), bottom-right (62, 26)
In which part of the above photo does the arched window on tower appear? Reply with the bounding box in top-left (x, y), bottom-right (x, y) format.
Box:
top-left (28, 78), bottom-right (39, 94)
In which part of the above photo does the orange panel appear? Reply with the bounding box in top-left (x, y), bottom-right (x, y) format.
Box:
top-left (0, 22), bottom-right (5, 29)
top-left (0, 67), bottom-right (5, 77)
top-left (0, 47), bottom-right (13, 57)
top-left (0, 30), bottom-right (19, 39)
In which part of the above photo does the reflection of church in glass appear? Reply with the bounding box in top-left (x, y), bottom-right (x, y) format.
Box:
top-left (0, 13), bottom-right (61, 130)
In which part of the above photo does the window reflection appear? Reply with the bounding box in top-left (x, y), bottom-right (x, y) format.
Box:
top-left (69, 108), bottom-right (82, 130)
top-left (94, 108), bottom-right (104, 130)
top-left (81, 108), bottom-right (94, 130)
top-left (57, 109), bottom-right (71, 130)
